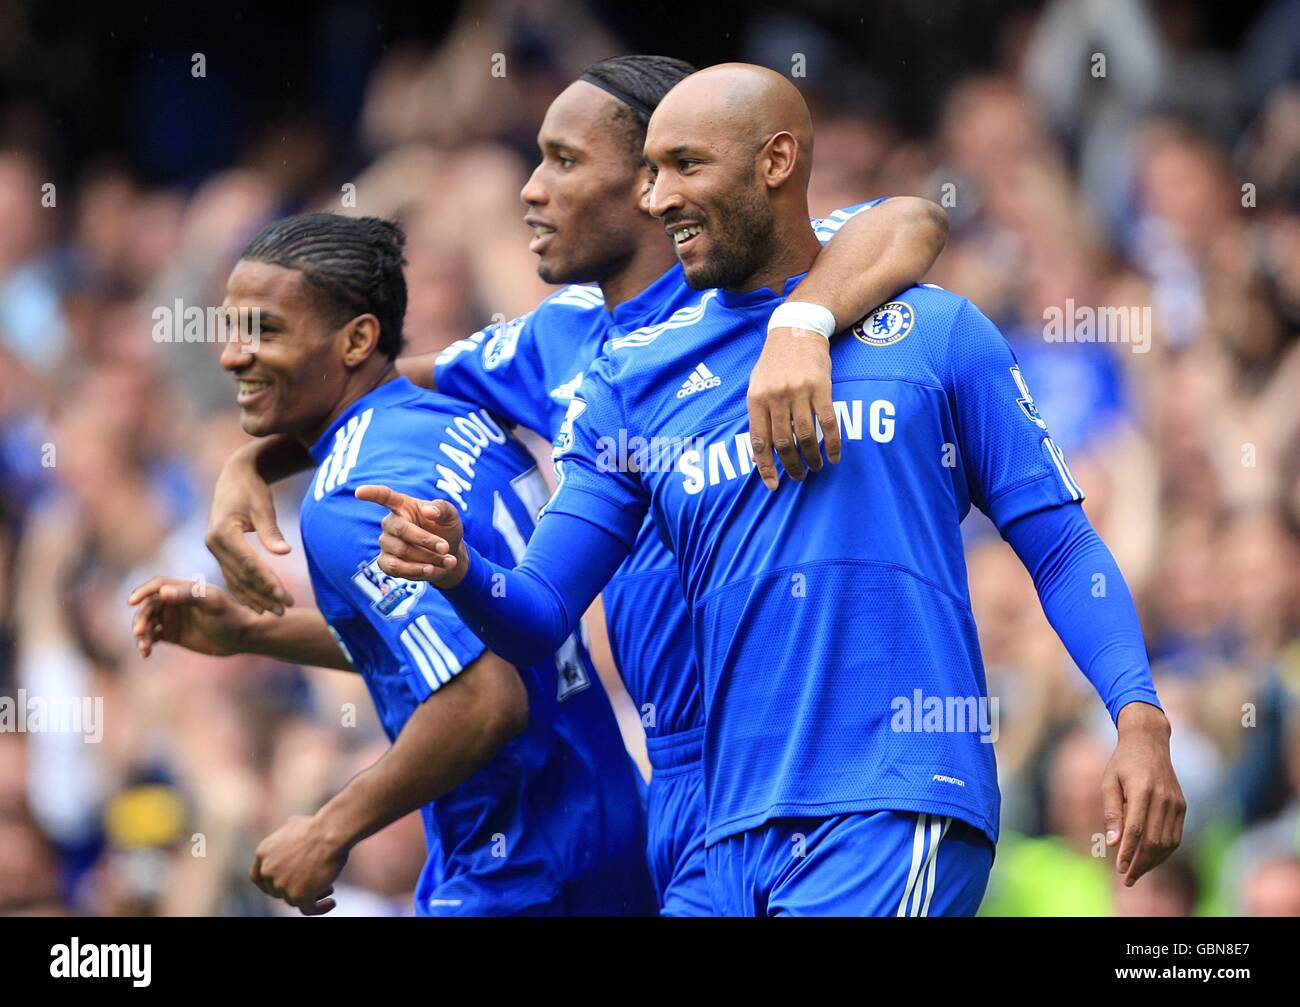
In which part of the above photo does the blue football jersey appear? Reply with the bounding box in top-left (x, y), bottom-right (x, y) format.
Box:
top-left (433, 201), bottom-right (883, 738)
top-left (548, 281), bottom-right (1084, 848)
top-left (299, 376), bottom-right (653, 914)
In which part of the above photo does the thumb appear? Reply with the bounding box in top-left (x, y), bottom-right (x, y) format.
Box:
top-left (251, 505), bottom-right (292, 556)
top-left (420, 498), bottom-right (461, 531)
top-left (1101, 770), bottom-right (1125, 847)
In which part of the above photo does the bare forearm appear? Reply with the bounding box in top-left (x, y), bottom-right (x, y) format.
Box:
top-left (312, 655), bottom-right (527, 849)
top-left (396, 352), bottom-right (438, 390)
top-left (235, 434), bottom-right (314, 484)
top-left (793, 197), bottom-right (948, 328)
top-left (242, 608), bottom-right (354, 670)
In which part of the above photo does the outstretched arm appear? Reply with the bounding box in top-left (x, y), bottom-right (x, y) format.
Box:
top-left (1004, 502), bottom-right (1185, 887)
top-left (747, 196), bottom-right (948, 488)
top-left (356, 486), bottom-right (631, 669)
top-left (128, 577), bottom-right (351, 670)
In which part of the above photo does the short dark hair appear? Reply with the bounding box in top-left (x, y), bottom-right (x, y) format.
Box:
top-left (238, 213), bottom-right (407, 359)
top-left (581, 54), bottom-right (696, 160)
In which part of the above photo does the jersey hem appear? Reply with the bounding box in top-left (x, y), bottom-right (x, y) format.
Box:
top-left (706, 797), bottom-right (998, 850)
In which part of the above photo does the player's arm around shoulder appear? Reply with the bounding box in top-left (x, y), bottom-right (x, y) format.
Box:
top-left (205, 434), bottom-right (312, 615)
top-left (747, 196), bottom-right (949, 489)
top-left (404, 304), bottom-right (556, 434)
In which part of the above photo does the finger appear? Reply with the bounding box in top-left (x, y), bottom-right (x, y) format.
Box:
top-left (132, 599), bottom-right (159, 657)
top-left (1101, 771), bottom-right (1124, 848)
top-left (300, 894), bottom-right (337, 916)
top-left (1124, 794), bottom-right (1168, 887)
top-left (812, 381), bottom-right (840, 465)
top-left (137, 598), bottom-right (167, 655)
top-left (127, 576), bottom-right (168, 607)
top-left (247, 507), bottom-right (295, 606)
top-left (1115, 781), bottom-right (1151, 879)
top-left (207, 526), bottom-right (272, 614)
top-left (156, 582), bottom-right (225, 612)
top-left (213, 534), bottom-right (289, 615)
top-left (134, 577), bottom-right (206, 607)
top-left (769, 399), bottom-right (803, 482)
top-left (378, 530), bottom-right (445, 565)
top-left (747, 398), bottom-right (779, 491)
top-left (131, 595), bottom-right (156, 639)
top-left (355, 484), bottom-right (414, 514)
top-left (1139, 786), bottom-right (1186, 886)
top-left (381, 512), bottom-right (447, 554)
top-left (235, 546), bottom-right (291, 616)
top-left (140, 608), bottom-right (164, 657)
top-left (1153, 789), bottom-right (1176, 858)
top-left (1169, 791), bottom-right (1187, 851)
top-left (249, 501), bottom-right (293, 558)
top-left (257, 873), bottom-right (287, 903)
top-left (792, 397), bottom-right (823, 474)
top-left (376, 553), bottom-right (449, 582)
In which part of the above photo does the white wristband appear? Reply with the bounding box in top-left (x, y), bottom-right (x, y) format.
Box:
top-left (768, 300), bottom-right (837, 340)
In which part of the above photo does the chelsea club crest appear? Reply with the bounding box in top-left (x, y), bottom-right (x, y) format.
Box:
top-left (852, 301), bottom-right (914, 346)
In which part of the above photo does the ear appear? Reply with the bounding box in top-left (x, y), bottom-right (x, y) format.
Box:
top-left (760, 131), bottom-right (800, 190)
top-left (340, 314), bottom-right (382, 367)
top-left (635, 164), bottom-right (654, 214)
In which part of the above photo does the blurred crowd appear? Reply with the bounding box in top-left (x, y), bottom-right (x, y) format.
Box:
top-left (1, 0), bottom-right (1298, 916)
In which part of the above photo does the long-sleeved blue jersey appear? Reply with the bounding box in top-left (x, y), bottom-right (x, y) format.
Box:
top-left (432, 202), bottom-right (882, 737)
top-left (299, 376), bottom-right (654, 914)
top-left (443, 280), bottom-right (1163, 849)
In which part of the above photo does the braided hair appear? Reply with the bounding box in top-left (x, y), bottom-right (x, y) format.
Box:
top-left (581, 55), bottom-right (697, 160)
top-left (239, 213), bottom-right (407, 359)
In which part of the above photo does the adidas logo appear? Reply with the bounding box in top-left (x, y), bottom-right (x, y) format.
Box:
top-left (676, 363), bottom-right (722, 399)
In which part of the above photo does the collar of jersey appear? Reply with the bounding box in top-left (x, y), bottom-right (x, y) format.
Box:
top-left (714, 271), bottom-right (810, 309)
top-left (609, 262), bottom-right (689, 327)
top-left (307, 375), bottom-right (420, 463)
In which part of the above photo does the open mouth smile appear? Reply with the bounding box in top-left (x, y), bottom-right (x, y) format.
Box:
top-left (237, 378), bottom-right (272, 406)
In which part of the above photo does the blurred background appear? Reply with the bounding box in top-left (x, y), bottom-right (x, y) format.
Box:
top-left (0, 0), bottom-right (1298, 916)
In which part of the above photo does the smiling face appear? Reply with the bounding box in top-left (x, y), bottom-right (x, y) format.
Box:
top-left (643, 100), bottom-right (777, 291)
top-left (519, 81), bottom-right (652, 285)
top-left (644, 64), bottom-right (815, 292)
top-left (219, 259), bottom-right (354, 441)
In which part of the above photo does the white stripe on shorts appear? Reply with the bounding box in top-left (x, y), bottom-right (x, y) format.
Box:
top-left (897, 813), bottom-right (953, 916)
top-left (898, 813), bottom-right (928, 916)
